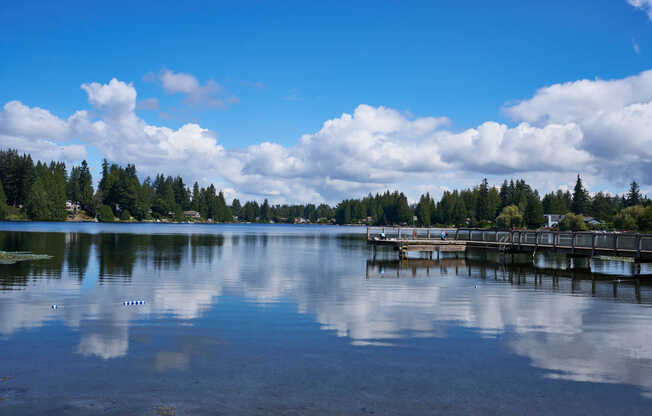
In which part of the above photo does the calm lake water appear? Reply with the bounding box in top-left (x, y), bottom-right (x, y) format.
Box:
top-left (1, 223), bottom-right (651, 415)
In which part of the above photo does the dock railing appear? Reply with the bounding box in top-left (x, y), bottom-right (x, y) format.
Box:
top-left (367, 227), bottom-right (652, 257)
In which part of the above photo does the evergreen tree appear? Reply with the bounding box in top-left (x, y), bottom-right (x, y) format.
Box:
top-left (0, 178), bottom-right (8, 219)
top-left (627, 180), bottom-right (641, 207)
top-left (499, 180), bottom-right (510, 208)
top-left (261, 199), bottom-right (270, 222)
top-left (476, 178), bottom-right (490, 221)
top-left (26, 176), bottom-right (50, 220)
top-left (452, 194), bottom-right (467, 227)
top-left (416, 194), bottom-right (432, 226)
top-left (79, 160), bottom-right (94, 212)
top-left (231, 198), bottom-right (241, 218)
top-left (525, 191), bottom-right (544, 228)
top-left (192, 182), bottom-right (200, 211)
top-left (487, 187), bottom-right (501, 221)
top-left (571, 174), bottom-right (588, 214)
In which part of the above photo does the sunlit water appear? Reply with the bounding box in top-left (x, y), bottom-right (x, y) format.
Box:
top-left (0, 223), bottom-right (651, 415)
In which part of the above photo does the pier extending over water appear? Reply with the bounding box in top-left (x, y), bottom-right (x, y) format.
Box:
top-left (367, 227), bottom-right (652, 263)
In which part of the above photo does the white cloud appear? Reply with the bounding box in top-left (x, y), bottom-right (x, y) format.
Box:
top-left (160, 70), bottom-right (199, 94)
top-left (0, 101), bottom-right (86, 162)
top-left (628, 0), bottom-right (652, 19)
top-left (505, 69), bottom-right (652, 183)
top-left (2, 69), bottom-right (652, 202)
top-left (0, 101), bottom-right (69, 140)
top-left (81, 78), bottom-right (137, 115)
top-left (155, 69), bottom-right (239, 108)
top-left (136, 98), bottom-right (159, 110)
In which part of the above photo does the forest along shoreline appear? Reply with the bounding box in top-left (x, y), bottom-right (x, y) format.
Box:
top-left (0, 149), bottom-right (651, 232)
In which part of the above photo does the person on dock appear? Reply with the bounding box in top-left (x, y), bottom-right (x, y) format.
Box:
top-left (440, 230), bottom-right (447, 240)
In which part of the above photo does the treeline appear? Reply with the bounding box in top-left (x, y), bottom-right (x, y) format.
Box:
top-left (0, 149), bottom-right (335, 223)
top-left (0, 149), bottom-right (650, 230)
top-left (233, 199), bottom-right (333, 223)
top-left (335, 179), bottom-right (544, 228)
top-left (332, 176), bottom-right (651, 231)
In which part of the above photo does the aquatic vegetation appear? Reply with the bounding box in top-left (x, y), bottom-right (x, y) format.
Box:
top-left (0, 251), bottom-right (52, 265)
top-left (156, 406), bottom-right (176, 416)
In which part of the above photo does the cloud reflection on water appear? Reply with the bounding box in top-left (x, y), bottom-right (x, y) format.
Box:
top-left (0, 227), bottom-right (651, 397)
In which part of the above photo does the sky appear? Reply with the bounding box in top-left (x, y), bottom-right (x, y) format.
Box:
top-left (1, 0), bottom-right (652, 204)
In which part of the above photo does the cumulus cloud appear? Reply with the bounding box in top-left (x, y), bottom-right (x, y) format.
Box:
top-left (0, 101), bottom-right (87, 162)
top-left (505, 69), bottom-right (652, 183)
top-left (150, 69), bottom-right (239, 108)
top-left (2, 69), bottom-right (652, 202)
top-left (628, 0), bottom-right (652, 19)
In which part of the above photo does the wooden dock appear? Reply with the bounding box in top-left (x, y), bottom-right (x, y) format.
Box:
top-left (367, 227), bottom-right (652, 262)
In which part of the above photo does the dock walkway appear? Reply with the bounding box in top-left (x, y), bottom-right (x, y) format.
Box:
top-left (367, 227), bottom-right (652, 262)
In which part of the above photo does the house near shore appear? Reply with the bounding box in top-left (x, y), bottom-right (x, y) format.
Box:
top-left (65, 200), bottom-right (81, 212)
top-left (544, 214), bottom-right (564, 228)
top-left (183, 210), bottom-right (201, 219)
top-left (544, 213), bottom-right (605, 228)
top-left (583, 216), bottom-right (605, 227)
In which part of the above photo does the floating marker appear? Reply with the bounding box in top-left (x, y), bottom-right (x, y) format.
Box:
top-left (123, 300), bottom-right (145, 306)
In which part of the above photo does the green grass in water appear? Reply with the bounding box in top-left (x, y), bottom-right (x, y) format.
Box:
top-left (0, 250), bottom-right (52, 264)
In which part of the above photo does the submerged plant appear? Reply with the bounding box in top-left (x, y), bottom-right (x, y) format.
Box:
top-left (0, 250), bottom-right (52, 265)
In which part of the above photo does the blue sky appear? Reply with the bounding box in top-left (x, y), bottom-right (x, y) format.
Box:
top-left (1, 1), bottom-right (652, 203)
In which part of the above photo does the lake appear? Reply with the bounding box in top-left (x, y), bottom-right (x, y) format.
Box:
top-left (0, 222), bottom-right (651, 415)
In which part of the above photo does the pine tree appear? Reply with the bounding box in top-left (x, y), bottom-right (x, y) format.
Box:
top-left (627, 180), bottom-right (641, 207)
top-left (452, 195), bottom-right (467, 227)
top-left (476, 178), bottom-right (490, 220)
top-left (26, 175), bottom-right (50, 220)
top-left (231, 198), bottom-right (241, 218)
top-left (525, 191), bottom-right (544, 228)
top-left (79, 160), bottom-right (94, 214)
top-left (417, 194), bottom-right (432, 226)
top-left (571, 174), bottom-right (588, 214)
top-left (261, 199), bottom-right (270, 222)
top-left (0, 178), bottom-right (8, 219)
top-left (499, 180), bottom-right (510, 208)
top-left (192, 182), bottom-right (200, 211)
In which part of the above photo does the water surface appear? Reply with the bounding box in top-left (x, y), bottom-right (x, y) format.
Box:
top-left (1, 223), bottom-right (651, 415)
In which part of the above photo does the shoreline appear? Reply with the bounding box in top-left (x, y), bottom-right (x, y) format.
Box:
top-left (0, 219), bottom-right (366, 226)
